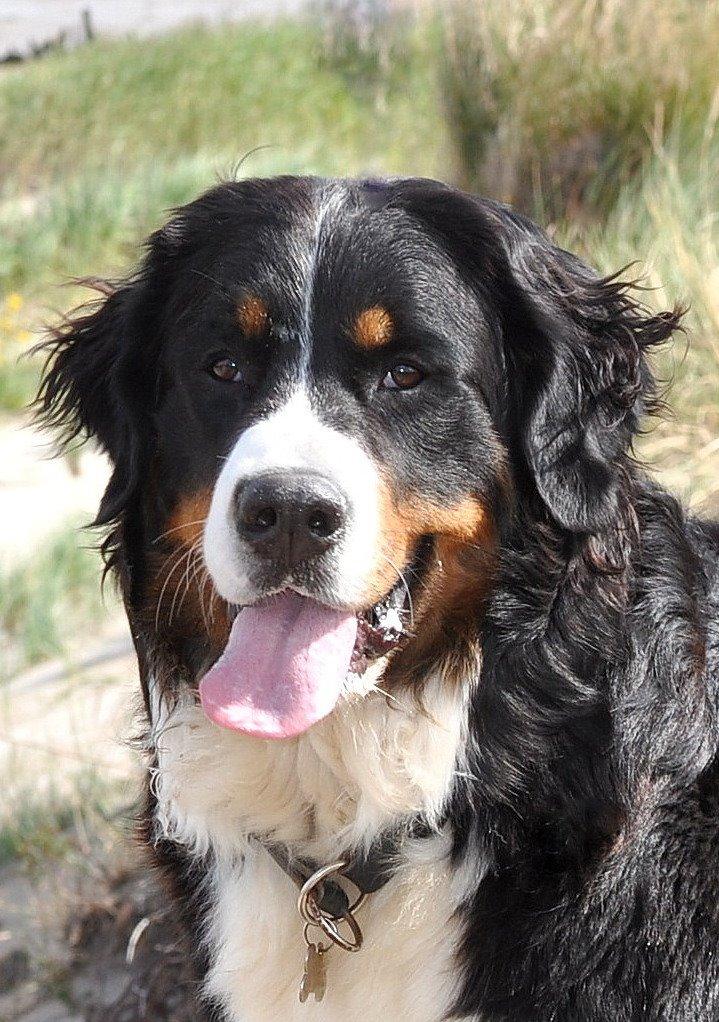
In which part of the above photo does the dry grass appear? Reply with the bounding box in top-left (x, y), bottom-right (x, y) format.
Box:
top-left (441, 0), bottom-right (719, 215)
top-left (441, 0), bottom-right (719, 510)
top-left (0, 519), bottom-right (112, 678)
top-left (561, 147), bottom-right (719, 511)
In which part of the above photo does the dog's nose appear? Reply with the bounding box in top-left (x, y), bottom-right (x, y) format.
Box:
top-left (235, 472), bottom-right (347, 567)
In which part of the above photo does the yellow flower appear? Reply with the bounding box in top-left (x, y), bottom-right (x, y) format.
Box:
top-left (5, 293), bottom-right (23, 313)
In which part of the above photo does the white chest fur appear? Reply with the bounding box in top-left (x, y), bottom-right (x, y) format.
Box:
top-left (149, 673), bottom-right (475, 1021)
top-left (205, 833), bottom-right (469, 1022)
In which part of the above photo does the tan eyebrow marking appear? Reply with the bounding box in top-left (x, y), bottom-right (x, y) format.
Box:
top-left (352, 306), bottom-right (394, 349)
top-left (237, 294), bottom-right (270, 337)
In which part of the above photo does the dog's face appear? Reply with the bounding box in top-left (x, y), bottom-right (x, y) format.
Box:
top-left (158, 181), bottom-right (502, 612)
top-left (39, 176), bottom-right (669, 738)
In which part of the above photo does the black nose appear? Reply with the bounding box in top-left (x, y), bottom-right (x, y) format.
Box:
top-left (235, 472), bottom-right (347, 568)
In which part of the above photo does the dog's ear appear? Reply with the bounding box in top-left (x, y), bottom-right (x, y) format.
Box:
top-left (390, 181), bottom-right (682, 532)
top-left (493, 208), bottom-right (683, 531)
top-left (36, 275), bottom-right (155, 531)
top-left (35, 217), bottom-right (184, 538)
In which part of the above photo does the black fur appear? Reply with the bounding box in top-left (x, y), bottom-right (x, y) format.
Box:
top-left (36, 176), bottom-right (719, 1020)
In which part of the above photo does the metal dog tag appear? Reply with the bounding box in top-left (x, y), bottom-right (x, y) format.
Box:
top-left (299, 942), bottom-right (327, 1002)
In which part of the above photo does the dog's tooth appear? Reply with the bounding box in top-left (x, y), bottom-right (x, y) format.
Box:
top-left (382, 607), bottom-right (403, 635)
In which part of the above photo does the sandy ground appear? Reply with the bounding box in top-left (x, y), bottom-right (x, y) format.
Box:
top-left (0, 410), bottom-right (137, 786)
top-left (0, 415), bottom-right (110, 567)
top-left (0, 413), bottom-right (175, 1021)
top-left (0, 841), bottom-right (208, 1021)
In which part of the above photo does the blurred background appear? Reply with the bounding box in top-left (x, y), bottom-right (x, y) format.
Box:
top-left (0, 1), bottom-right (717, 1018)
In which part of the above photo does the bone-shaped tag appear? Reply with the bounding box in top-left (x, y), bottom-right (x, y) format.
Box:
top-left (299, 943), bottom-right (327, 1003)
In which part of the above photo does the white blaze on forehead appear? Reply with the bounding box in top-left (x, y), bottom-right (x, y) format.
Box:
top-left (296, 181), bottom-right (349, 380)
top-left (203, 389), bottom-right (381, 606)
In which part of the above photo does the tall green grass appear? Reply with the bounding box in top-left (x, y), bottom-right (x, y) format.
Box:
top-left (0, 16), bottom-right (446, 411)
top-left (0, 771), bottom-right (128, 868)
top-left (0, 18), bottom-right (444, 196)
top-left (560, 144), bottom-right (719, 509)
top-left (0, 19), bottom-right (445, 296)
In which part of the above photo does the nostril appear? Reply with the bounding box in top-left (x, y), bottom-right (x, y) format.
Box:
top-left (306, 502), bottom-right (343, 539)
top-left (243, 505), bottom-right (278, 534)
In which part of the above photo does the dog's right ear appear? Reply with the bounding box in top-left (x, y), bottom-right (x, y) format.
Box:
top-left (35, 213), bottom-right (186, 534)
top-left (35, 274), bottom-right (154, 530)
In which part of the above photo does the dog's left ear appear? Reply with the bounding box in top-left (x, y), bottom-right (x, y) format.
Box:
top-left (391, 181), bottom-right (683, 533)
top-left (492, 206), bottom-right (683, 532)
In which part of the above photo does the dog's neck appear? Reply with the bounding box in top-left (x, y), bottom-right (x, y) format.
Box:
top-left (148, 658), bottom-right (472, 865)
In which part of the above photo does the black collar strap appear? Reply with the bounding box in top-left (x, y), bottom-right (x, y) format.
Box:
top-left (257, 818), bottom-right (435, 919)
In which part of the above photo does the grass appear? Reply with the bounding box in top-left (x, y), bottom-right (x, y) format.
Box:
top-left (560, 144), bottom-right (719, 509)
top-left (0, 292), bottom-right (37, 411)
top-left (0, 520), bottom-right (115, 679)
top-left (440, 0), bottom-right (719, 217)
top-left (440, 0), bottom-right (719, 511)
top-left (0, 18), bottom-right (444, 192)
top-left (0, 771), bottom-right (128, 869)
top-left (0, 786), bottom-right (77, 867)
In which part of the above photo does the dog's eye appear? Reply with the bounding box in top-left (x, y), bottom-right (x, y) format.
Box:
top-left (208, 356), bottom-right (244, 383)
top-left (381, 364), bottom-right (424, 391)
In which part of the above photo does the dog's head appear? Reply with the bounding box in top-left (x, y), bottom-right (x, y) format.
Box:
top-left (37, 176), bottom-right (680, 738)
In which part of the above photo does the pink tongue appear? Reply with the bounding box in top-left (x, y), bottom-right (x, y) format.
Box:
top-left (198, 592), bottom-right (358, 740)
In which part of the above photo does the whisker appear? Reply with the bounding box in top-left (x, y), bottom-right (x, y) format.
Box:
top-left (190, 268), bottom-right (234, 301)
top-left (152, 519), bottom-right (206, 544)
top-left (177, 547), bottom-right (204, 622)
top-left (203, 569), bottom-right (219, 628)
top-left (155, 545), bottom-right (196, 631)
top-left (369, 684), bottom-right (406, 710)
top-left (188, 553), bottom-right (213, 635)
top-left (166, 547), bottom-right (195, 626)
top-left (169, 540), bottom-right (203, 625)
top-left (199, 568), bottom-right (214, 633)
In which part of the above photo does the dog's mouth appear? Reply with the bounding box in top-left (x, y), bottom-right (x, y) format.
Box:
top-left (198, 569), bottom-right (416, 742)
top-left (351, 578), bottom-right (410, 673)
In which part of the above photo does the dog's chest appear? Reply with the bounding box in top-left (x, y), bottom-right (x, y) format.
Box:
top-left (149, 678), bottom-right (472, 1020)
top-left (205, 838), bottom-right (466, 1022)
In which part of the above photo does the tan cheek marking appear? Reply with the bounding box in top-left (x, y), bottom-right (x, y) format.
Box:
top-left (368, 481), bottom-right (497, 687)
top-left (365, 483), bottom-right (492, 603)
top-left (361, 481), bottom-right (416, 603)
top-left (353, 306), bottom-right (394, 349)
top-left (147, 489), bottom-right (230, 649)
top-left (384, 532), bottom-right (495, 690)
top-left (429, 528), bottom-right (496, 626)
top-left (411, 495), bottom-right (488, 544)
top-left (165, 489), bottom-right (213, 546)
top-left (237, 294), bottom-right (270, 337)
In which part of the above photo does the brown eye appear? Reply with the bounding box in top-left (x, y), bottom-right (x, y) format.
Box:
top-left (382, 364), bottom-right (424, 391)
top-left (209, 357), bottom-right (243, 383)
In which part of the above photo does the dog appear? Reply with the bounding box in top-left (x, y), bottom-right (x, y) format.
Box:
top-left (37, 176), bottom-right (719, 1021)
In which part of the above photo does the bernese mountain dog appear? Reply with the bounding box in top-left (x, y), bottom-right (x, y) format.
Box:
top-left (37, 176), bottom-right (719, 1021)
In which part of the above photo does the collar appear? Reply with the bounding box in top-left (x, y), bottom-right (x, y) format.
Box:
top-left (256, 817), bottom-right (436, 919)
